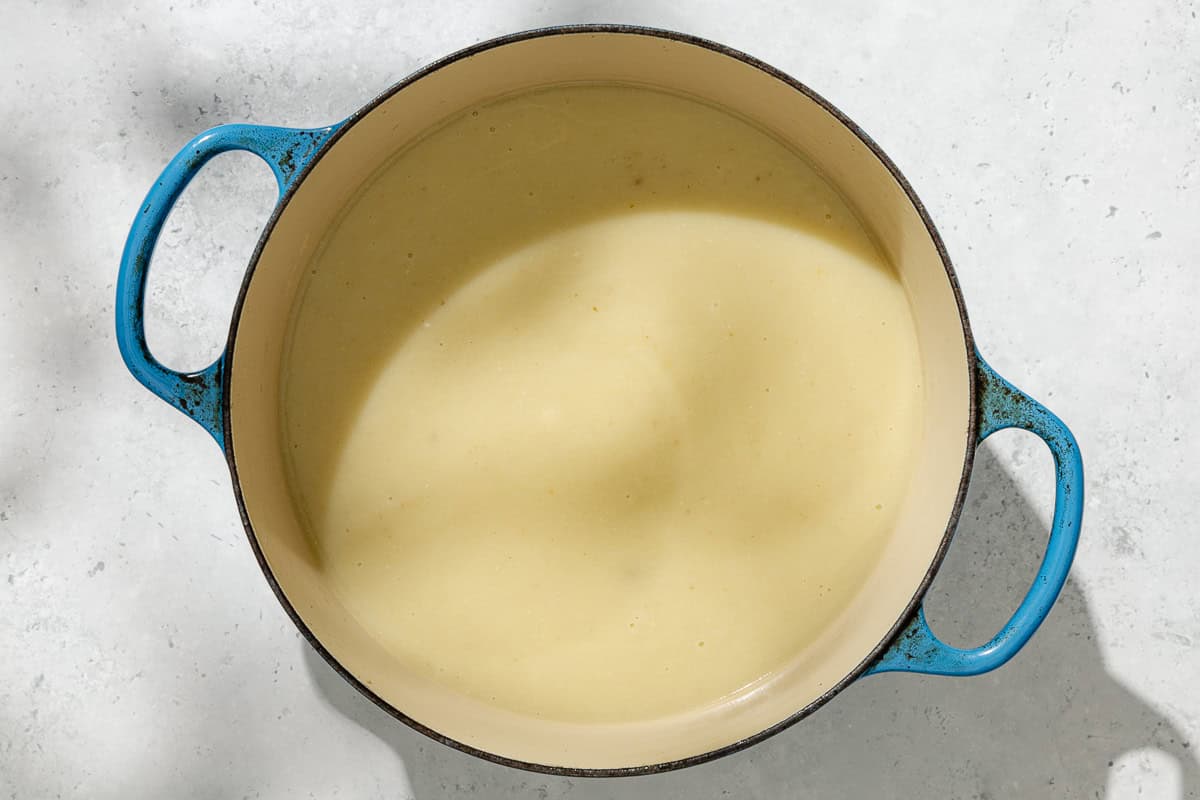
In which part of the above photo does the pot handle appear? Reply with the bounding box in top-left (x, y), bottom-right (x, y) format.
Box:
top-left (115, 123), bottom-right (339, 448)
top-left (867, 353), bottom-right (1084, 676)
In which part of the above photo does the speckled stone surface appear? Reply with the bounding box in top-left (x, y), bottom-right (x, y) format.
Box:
top-left (2, 1), bottom-right (1197, 797)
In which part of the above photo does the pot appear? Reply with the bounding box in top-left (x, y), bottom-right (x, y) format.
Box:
top-left (115, 25), bottom-right (1084, 776)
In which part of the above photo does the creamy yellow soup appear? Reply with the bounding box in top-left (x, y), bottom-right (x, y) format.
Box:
top-left (281, 84), bottom-right (923, 723)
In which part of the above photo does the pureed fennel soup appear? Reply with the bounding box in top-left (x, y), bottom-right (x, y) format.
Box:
top-left (281, 83), bottom-right (923, 723)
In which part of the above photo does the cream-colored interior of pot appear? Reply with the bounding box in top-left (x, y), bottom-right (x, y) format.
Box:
top-left (229, 31), bottom-right (972, 770)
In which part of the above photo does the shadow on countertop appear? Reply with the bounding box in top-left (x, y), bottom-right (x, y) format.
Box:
top-left (303, 445), bottom-right (1198, 799)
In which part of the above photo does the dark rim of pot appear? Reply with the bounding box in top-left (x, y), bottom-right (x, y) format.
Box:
top-left (219, 24), bottom-right (979, 779)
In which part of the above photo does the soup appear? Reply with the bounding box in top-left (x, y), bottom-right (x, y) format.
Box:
top-left (281, 83), bottom-right (923, 723)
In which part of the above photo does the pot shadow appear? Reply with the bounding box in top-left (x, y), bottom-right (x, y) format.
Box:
top-left (302, 446), bottom-right (1196, 797)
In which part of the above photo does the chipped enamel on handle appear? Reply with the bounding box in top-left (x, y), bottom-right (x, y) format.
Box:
top-left (868, 354), bottom-right (1084, 676)
top-left (115, 123), bottom-right (339, 446)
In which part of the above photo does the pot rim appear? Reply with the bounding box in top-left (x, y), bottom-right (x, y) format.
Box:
top-left (220, 23), bottom-right (980, 778)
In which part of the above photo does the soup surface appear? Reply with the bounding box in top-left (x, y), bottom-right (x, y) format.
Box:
top-left (281, 83), bottom-right (923, 722)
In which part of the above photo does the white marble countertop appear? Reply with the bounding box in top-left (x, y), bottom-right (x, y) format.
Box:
top-left (2, 1), bottom-right (1197, 797)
